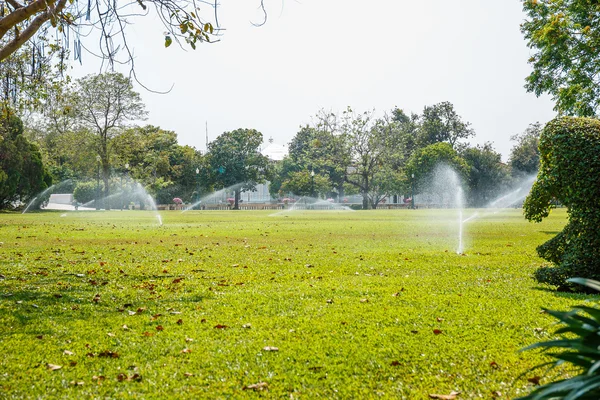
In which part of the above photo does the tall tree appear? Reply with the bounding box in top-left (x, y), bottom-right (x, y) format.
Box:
top-left (342, 109), bottom-right (405, 209)
top-left (287, 123), bottom-right (349, 201)
top-left (419, 101), bottom-right (474, 149)
top-left (74, 72), bottom-right (147, 207)
top-left (0, 110), bottom-right (50, 208)
top-left (522, 0), bottom-right (600, 116)
top-left (509, 122), bottom-right (542, 177)
top-left (207, 128), bottom-right (270, 210)
top-left (462, 143), bottom-right (510, 207)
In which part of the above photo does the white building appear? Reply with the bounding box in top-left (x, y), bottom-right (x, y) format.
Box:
top-left (242, 140), bottom-right (289, 202)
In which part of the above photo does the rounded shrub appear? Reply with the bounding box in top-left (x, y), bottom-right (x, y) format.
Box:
top-left (73, 181), bottom-right (103, 204)
top-left (524, 117), bottom-right (600, 290)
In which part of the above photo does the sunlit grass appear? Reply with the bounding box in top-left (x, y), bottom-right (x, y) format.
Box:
top-left (0, 208), bottom-right (589, 398)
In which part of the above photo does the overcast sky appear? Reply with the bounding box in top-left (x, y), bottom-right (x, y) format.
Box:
top-left (72, 0), bottom-right (556, 161)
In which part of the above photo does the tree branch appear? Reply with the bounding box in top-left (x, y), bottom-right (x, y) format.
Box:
top-left (0, 0), bottom-right (68, 61)
top-left (0, 0), bottom-right (47, 39)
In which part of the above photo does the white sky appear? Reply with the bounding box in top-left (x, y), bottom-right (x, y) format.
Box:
top-left (71, 0), bottom-right (557, 161)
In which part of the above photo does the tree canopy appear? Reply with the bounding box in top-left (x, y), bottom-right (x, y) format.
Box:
top-left (207, 128), bottom-right (270, 210)
top-left (522, 0), bottom-right (600, 116)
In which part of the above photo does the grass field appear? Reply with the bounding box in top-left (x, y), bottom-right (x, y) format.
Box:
top-left (0, 208), bottom-right (591, 398)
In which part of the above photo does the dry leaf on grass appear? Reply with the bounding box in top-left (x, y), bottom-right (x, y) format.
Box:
top-left (47, 363), bottom-right (62, 370)
top-left (429, 391), bottom-right (460, 399)
top-left (263, 346), bottom-right (279, 351)
top-left (244, 382), bottom-right (268, 391)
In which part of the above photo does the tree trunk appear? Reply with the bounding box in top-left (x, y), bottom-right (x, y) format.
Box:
top-left (102, 163), bottom-right (110, 210)
top-left (362, 193), bottom-right (369, 210)
top-left (233, 189), bottom-right (240, 210)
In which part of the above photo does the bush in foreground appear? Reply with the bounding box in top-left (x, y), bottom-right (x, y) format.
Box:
top-left (524, 117), bottom-right (600, 290)
top-left (518, 278), bottom-right (600, 400)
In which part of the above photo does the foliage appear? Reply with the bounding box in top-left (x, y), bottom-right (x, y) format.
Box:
top-left (524, 117), bottom-right (600, 290)
top-left (287, 122), bottom-right (350, 200)
top-left (404, 142), bottom-right (469, 193)
top-left (342, 109), bottom-right (406, 209)
top-left (73, 181), bottom-right (102, 204)
top-left (517, 278), bottom-right (600, 400)
top-left (0, 208), bottom-right (576, 398)
top-left (522, 0), bottom-right (600, 116)
top-left (207, 128), bottom-right (270, 209)
top-left (418, 101), bottom-right (474, 149)
top-left (510, 122), bottom-right (542, 177)
top-left (74, 73), bottom-right (147, 208)
top-left (0, 111), bottom-right (50, 209)
top-left (280, 170), bottom-right (331, 198)
top-left (462, 143), bottom-right (511, 207)
top-left (0, 0), bottom-right (223, 66)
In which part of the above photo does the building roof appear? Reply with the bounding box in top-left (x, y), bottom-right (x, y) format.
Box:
top-left (261, 142), bottom-right (288, 161)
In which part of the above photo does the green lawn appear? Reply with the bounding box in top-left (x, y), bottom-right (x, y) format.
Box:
top-left (0, 208), bottom-right (591, 398)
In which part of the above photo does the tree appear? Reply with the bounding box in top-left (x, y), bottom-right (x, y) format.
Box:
top-left (207, 128), bottom-right (270, 210)
top-left (509, 122), bottom-right (542, 177)
top-left (419, 101), bottom-right (474, 149)
top-left (0, 110), bottom-right (51, 208)
top-left (112, 125), bottom-right (204, 204)
top-left (524, 117), bottom-right (600, 291)
top-left (404, 142), bottom-right (469, 195)
top-left (73, 72), bottom-right (147, 208)
top-left (522, 0), bottom-right (600, 116)
top-left (342, 109), bottom-right (406, 209)
top-left (462, 143), bottom-right (510, 207)
top-left (287, 122), bottom-right (350, 201)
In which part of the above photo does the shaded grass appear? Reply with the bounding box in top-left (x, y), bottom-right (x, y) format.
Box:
top-left (0, 208), bottom-right (590, 398)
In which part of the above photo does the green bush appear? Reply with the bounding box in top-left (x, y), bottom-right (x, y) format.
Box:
top-left (524, 117), bottom-right (600, 291)
top-left (517, 278), bottom-right (600, 400)
top-left (73, 181), bottom-right (103, 204)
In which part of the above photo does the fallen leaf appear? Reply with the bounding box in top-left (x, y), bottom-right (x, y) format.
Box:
top-left (70, 381), bottom-right (84, 386)
top-left (390, 361), bottom-right (401, 366)
top-left (98, 350), bottom-right (119, 358)
top-left (263, 346), bottom-right (279, 351)
top-left (244, 382), bottom-right (269, 391)
top-left (63, 350), bottom-right (74, 356)
top-left (214, 324), bottom-right (228, 329)
top-left (490, 361), bottom-right (499, 369)
top-left (184, 372), bottom-right (194, 377)
top-left (107, 332), bottom-right (115, 337)
top-left (156, 325), bottom-right (164, 331)
top-left (528, 376), bottom-right (541, 385)
top-left (185, 337), bottom-right (194, 342)
top-left (47, 363), bottom-right (62, 371)
top-left (326, 299), bottom-right (333, 304)
top-left (360, 298), bottom-right (369, 303)
top-left (143, 332), bottom-right (154, 337)
top-left (242, 323), bottom-right (251, 329)
top-left (429, 391), bottom-right (460, 399)
top-left (181, 348), bottom-right (192, 353)
top-left (177, 319), bottom-right (183, 325)
top-left (436, 317), bottom-right (444, 322)
top-left (433, 329), bottom-right (443, 335)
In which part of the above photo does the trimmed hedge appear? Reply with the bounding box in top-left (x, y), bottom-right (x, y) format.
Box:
top-left (524, 117), bottom-right (600, 290)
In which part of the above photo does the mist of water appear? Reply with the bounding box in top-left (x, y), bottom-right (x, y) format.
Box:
top-left (22, 179), bottom-right (73, 213)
